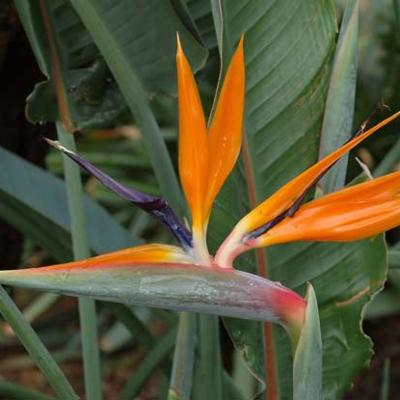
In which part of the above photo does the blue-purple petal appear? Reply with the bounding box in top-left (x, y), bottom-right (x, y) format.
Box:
top-left (45, 138), bottom-right (192, 249)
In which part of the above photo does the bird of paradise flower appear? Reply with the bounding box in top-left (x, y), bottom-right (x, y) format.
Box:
top-left (1, 35), bottom-right (400, 368)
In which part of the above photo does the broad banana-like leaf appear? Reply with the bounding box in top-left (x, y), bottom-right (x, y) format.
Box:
top-left (14, 0), bottom-right (206, 130)
top-left (207, 0), bottom-right (336, 395)
top-left (14, 0), bottom-right (129, 130)
top-left (186, 0), bottom-right (217, 50)
top-left (207, 1), bottom-right (387, 399)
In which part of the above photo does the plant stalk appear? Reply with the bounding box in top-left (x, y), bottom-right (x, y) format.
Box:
top-left (57, 122), bottom-right (102, 400)
top-left (168, 312), bottom-right (196, 399)
top-left (192, 314), bottom-right (223, 400)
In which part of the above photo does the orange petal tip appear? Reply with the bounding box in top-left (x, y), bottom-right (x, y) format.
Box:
top-left (176, 32), bottom-right (183, 55)
top-left (202, 37), bottom-right (246, 220)
top-left (216, 111), bottom-right (400, 264)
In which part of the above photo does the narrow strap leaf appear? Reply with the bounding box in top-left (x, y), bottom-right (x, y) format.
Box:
top-left (0, 379), bottom-right (57, 400)
top-left (318, 0), bottom-right (359, 192)
top-left (169, 312), bottom-right (197, 400)
top-left (118, 328), bottom-right (177, 400)
top-left (0, 286), bottom-right (78, 400)
top-left (56, 125), bottom-right (102, 400)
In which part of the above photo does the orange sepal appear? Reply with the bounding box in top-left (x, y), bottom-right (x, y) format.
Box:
top-left (235, 111), bottom-right (400, 235)
top-left (38, 244), bottom-right (193, 272)
top-left (204, 36), bottom-right (245, 219)
top-left (176, 34), bottom-right (208, 233)
top-left (254, 172), bottom-right (400, 246)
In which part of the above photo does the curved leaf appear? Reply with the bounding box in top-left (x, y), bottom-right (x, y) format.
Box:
top-left (14, 0), bottom-right (130, 130)
top-left (268, 237), bottom-right (386, 399)
top-left (14, 0), bottom-right (207, 129)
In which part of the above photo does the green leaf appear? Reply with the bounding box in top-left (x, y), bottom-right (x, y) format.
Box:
top-left (374, 136), bottom-right (400, 177)
top-left (0, 286), bottom-right (78, 400)
top-left (65, 6), bottom-right (209, 396)
top-left (186, 0), bottom-right (217, 50)
top-left (380, 358), bottom-right (391, 400)
top-left (365, 289), bottom-right (400, 319)
top-left (19, 292), bottom-right (59, 324)
top-left (105, 302), bottom-right (157, 351)
top-left (69, 0), bottom-right (206, 212)
top-left (232, 349), bottom-right (256, 399)
top-left (269, 237), bottom-right (386, 399)
top-left (169, 313), bottom-right (197, 400)
top-left (208, 0), bottom-right (336, 396)
top-left (388, 249), bottom-right (400, 268)
top-left (56, 123), bottom-right (102, 400)
top-left (209, 1), bottom-right (387, 398)
top-left (70, 0), bottom-right (206, 95)
top-left (208, 167), bottom-right (267, 396)
top-left (222, 371), bottom-right (248, 400)
top-left (0, 379), bottom-right (57, 400)
top-left (293, 284), bottom-right (322, 400)
top-left (319, 0), bottom-right (359, 192)
top-left (15, 0), bottom-right (206, 131)
top-left (222, 313), bottom-right (266, 396)
top-left (118, 328), bottom-right (177, 400)
top-left (192, 315), bottom-right (223, 400)
top-left (14, 0), bottom-right (130, 130)
top-left (26, 81), bottom-right (59, 123)
top-left (0, 145), bottom-right (137, 262)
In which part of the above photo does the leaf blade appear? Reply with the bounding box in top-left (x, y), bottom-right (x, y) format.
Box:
top-left (293, 284), bottom-right (322, 400)
top-left (318, 0), bottom-right (359, 192)
top-left (0, 286), bottom-right (78, 400)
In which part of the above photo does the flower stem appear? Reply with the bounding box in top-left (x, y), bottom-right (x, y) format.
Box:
top-left (191, 242), bottom-right (223, 400)
top-left (56, 123), bottom-right (102, 400)
top-left (192, 314), bottom-right (223, 400)
top-left (168, 312), bottom-right (197, 399)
